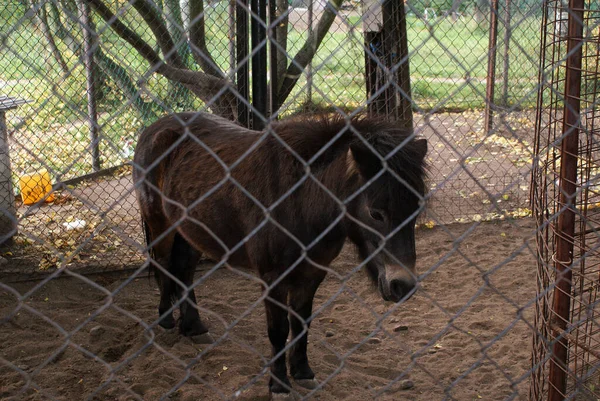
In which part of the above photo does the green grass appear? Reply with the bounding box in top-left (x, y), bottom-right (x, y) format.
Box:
top-left (0, 1), bottom-right (542, 183)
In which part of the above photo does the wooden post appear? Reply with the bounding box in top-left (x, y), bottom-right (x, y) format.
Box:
top-left (363, 0), bottom-right (413, 128)
top-left (0, 96), bottom-right (28, 244)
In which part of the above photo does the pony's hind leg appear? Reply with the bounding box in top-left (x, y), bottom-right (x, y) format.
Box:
top-left (288, 268), bottom-right (326, 389)
top-left (144, 221), bottom-right (177, 329)
top-left (171, 232), bottom-right (211, 342)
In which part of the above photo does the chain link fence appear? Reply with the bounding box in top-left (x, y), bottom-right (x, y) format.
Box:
top-left (0, 0), bottom-right (597, 399)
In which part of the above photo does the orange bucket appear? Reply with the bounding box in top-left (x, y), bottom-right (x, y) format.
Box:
top-left (18, 169), bottom-right (55, 205)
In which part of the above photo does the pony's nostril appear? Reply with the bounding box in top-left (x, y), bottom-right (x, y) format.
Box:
top-left (390, 279), bottom-right (415, 301)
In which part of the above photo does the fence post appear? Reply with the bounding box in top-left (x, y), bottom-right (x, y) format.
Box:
top-left (236, 0), bottom-right (250, 127)
top-left (547, 0), bottom-right (584, 398)
top-left (77, 0), bottom-right (101, 172)
top-left (501, 0), bottom-right (511, 106)
top-left (0, 97), bottom-right (28, 244)
top-left (251, 0), bottom-right (268, 129)
top-left (0, 110), bottom-right (16, 244)
top-left (485, 0), bottom-right (499, 134)
top-left (269, 0), bottom-right (279, 115)
top-left (363, 0), bottom-right (413, 127)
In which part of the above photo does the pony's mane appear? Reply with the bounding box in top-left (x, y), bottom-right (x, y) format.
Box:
top-left (272, 113), bottom-right (428, 194)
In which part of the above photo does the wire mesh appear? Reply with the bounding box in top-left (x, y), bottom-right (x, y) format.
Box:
top-left (531, 0), bottom-right (600, 398)
top-left (0, 0), bottom-right (586, 399)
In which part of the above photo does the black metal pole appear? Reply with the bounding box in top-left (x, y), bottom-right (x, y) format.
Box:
top-left (251, 0), bottom-right (268, 129)
top-left (77, 0), bottom-right (100, 171)
top-left (236, 0), bottom-right (250, 127)
top-left (269, 0), bottom-right (278, 115)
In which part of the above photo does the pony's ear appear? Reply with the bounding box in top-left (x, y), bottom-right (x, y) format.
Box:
top-left (414, 139), bottom-right (428, 161)
top-left (349, 142), bottom-right (384, 179)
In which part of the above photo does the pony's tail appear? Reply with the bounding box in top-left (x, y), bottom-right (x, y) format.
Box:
top-left (143, 220), bottom-right (154, 260)
top-left (143, 220), bottom-right (156, 282)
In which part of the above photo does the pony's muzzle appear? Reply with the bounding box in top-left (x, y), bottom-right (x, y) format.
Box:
top-left (388, 277), bottom-right (416, 302)
top-left (381, 265), bottom-right (417, 303)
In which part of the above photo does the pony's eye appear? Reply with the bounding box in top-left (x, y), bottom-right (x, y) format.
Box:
top-left (369, 209), bottom-right (385, 221)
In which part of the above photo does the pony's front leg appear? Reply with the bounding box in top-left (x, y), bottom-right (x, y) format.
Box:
top-left (263, 284), bottom-right (292, 397)
top-left (288, 270), bottom-right (326, 389)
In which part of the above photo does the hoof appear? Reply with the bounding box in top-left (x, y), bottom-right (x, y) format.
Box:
top-left (190, 332), bottom-right (214, 344)
top-left (271, 392), bottom-right (294, 401)
top-left (294, 378), bottom-right (319, 390)
top-left (158, 316), bottom-right (176, 330)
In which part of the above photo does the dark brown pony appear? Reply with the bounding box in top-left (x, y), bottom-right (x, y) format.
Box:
top-left (132, 111), bottom-right (427, 398)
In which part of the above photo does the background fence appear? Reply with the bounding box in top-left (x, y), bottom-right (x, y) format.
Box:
top-left (0, 0), bottom-right (541, 272)
top-left (1, 0), bottom-right (598, 399)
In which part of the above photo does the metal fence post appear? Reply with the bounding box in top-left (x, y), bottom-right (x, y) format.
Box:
top-left (547, 0), bottom-right (584, 398)
top-left (77, 0), bottom-right (101, 172)
top-left (485, 0), bottom-right (499, 134)
top-left (251, 0), bottom-right (268, 129)
top-left (237, 0), bottom-right (250, 127)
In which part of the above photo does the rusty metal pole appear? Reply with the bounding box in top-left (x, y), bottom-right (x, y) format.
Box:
top-left (484, 0), bottom-right (499, 134)
top-left (547, 0), bottom-right (584, 399)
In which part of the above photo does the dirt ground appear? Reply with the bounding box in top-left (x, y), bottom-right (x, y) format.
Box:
top-left (1, 217), bottom-right (539, 401)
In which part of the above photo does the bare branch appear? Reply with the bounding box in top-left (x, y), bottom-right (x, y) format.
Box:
top-left (86, 0), bottom-right (163, 66)
top-left (131, 0), bottom-right (185, 68)
top-left (34, 1), bottom-right (69, 74)
top-left (277, 0), bottom-right (344, 104)
top-left (188, 0), bottom-right (223, 77)
top-left (86, 0), bottom-right (236, 119)
top-left (275, 0), bottom-right (289, 92)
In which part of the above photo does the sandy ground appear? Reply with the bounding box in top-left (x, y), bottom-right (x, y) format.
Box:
top-left (1, 217), bottom-right (539, 400)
